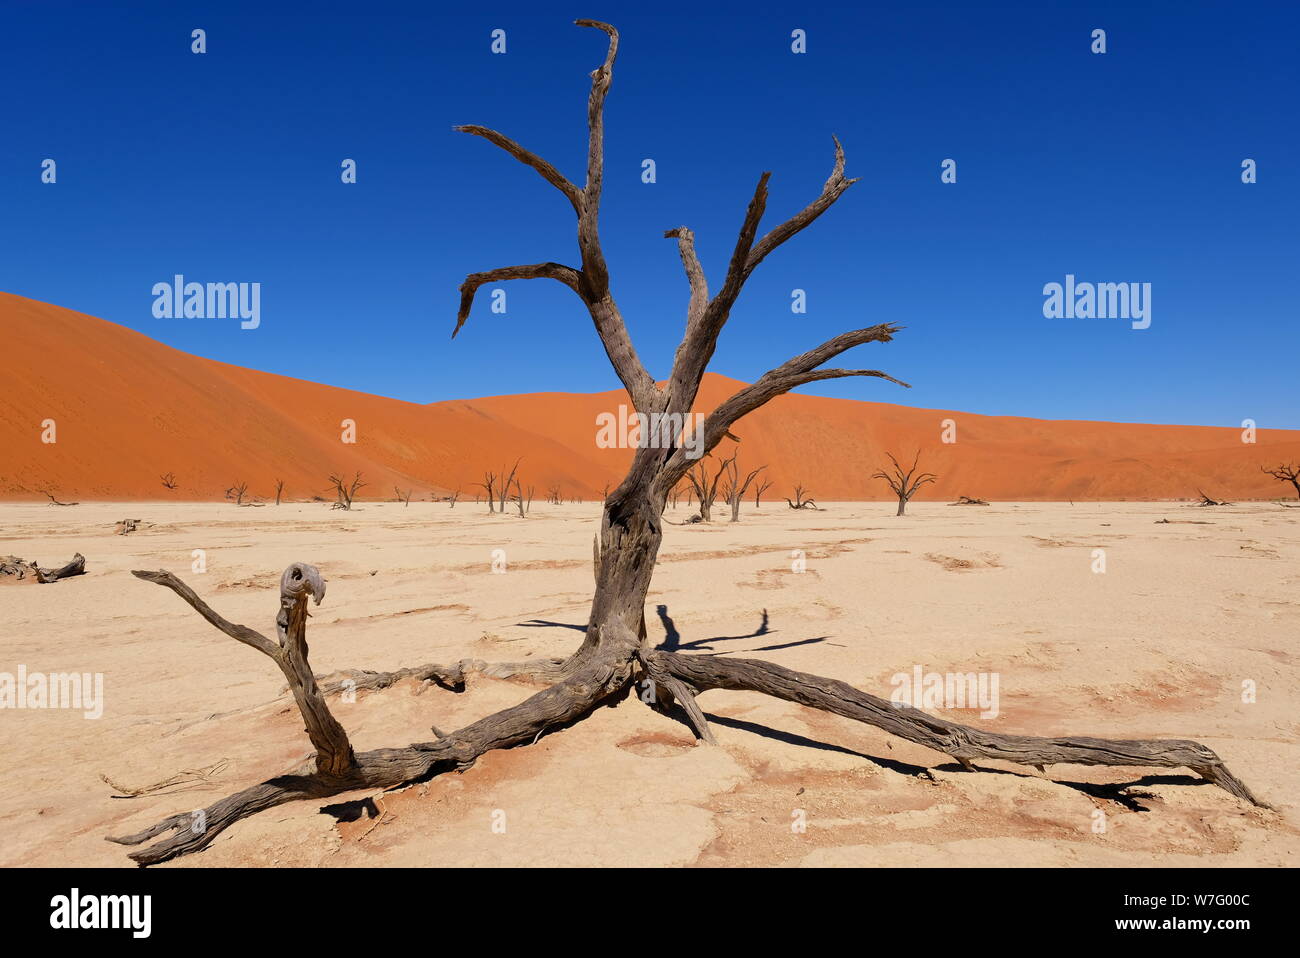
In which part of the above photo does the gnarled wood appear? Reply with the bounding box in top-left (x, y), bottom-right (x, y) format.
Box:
top-left (110, 566), bottom-right (630, 864)
top-left (2, 553), bottom-right (86, 582)
top-left (649, 651), bottom-right (1268, 808)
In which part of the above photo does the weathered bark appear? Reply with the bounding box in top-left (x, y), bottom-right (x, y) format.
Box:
top-left (110, 565), bottom-right (629, 864)
top-left (1, 553), bottom-right (85, 583)
top-left (648, 651), bottom-right (1267, 807)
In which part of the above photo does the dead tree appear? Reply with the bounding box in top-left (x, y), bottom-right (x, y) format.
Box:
top-left (754, 477), bottom-right (773, 508)
top-left (41, 489), bottom-right (79, 506)
top-left (160, 472), bottom-right (178, 491)
top-left (1262, 462), bottom-right (1300, 500)
top-left (475, 472), bottom-right (497, 512)
top-left (1196, 489), bottom-right (1231, 507)
top-left (448, 487), bottom-right (461, 508)
top-left (394, 486), bottom-right (412, 507)
top-left (498, 459), bottom-right (521, 514)
top-left (274, 478), bottom-right (285, 506)
top-left (328, 472), bottom-right (365, 510)
top-left (786, 484), bottom-right (818, 510)
top-left (225, 482), bottom-right (249, 507)
top-left (950, 495), bottom-right (989, 506)
top-left (1, 553), bottom-right (86, 582)
top-left (112, 21), bottom-right (1265, 866)
top-left (685, 452), bottom-right (734, 522)
top-left (511, 479), bottom-right (532, 517)
top-left (873, 450), bottom-right (936, 516)
top-left (723, 459), bottom-right (766, 522)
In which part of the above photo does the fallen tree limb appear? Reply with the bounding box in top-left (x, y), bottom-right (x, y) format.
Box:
top-left (649, 650), bottom-right (1268, 808)
top-left (1, 553), bottom-right (86, 583)
top-left (309, 656), bottom-right (571, 697)
top-left (107, 565), bottom-right (631, 865)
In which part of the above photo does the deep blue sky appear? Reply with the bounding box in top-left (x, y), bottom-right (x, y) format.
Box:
top-left (2, 1), bottom-right (1296, 427)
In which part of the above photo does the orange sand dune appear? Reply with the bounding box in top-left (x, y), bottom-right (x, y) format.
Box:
top-left (2, 292), bottom-right (1297, 503)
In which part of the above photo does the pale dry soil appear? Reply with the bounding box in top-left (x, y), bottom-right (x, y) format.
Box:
top-left (0, 500), bottom-right (1296, 867)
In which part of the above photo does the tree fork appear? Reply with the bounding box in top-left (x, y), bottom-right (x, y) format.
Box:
top-left (109, 565), bottom-right (634, 865)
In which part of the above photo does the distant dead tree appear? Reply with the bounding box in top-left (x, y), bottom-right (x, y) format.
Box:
top-left (160, 472), bottom-right (178, 491)
top-left (722, 459), bottom-right (766, 522)
top-left (1262, 462), bottom-right (1300, 500)
top-left (41, 489), bottom-right (79, 507)
top-left (685, 452), bottom-right (734, 522)
top-left (873, 450), bottom-right (937, 516)
top-left (225, 482), bottom-right (249, 507)
top-left (753, 477), bottom-right (773, 508)
top-left (786, 484), bottom-right (818, 510)
top-left (475, 472), bottom-right (497, 512)
top-left (448, 487), bottom-right (461, 508)
top-left (513, 481), bottom-right (534, 517)
top-left (498, 459), bottom-right (522, 513)
top-left (667, 480), bottom-right (688, 510)
top-left (1196, 489), bottom-right (1231, 507)
top-left (394, 486), bottom-right (412, 507)
top-left (328, 472), bottom-right (366, 510)
top-left (546, 483), bottom-right (563, 505)
top-left (2, 552), bottom-right (85, 582)
top-left (950, 495), bottom-right (989, 506)
top-left (112, 21), bottom-right (1263, 867)
top-left (274, 478), bottom-right (285, 506)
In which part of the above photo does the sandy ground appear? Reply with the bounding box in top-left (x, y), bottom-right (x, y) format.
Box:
top-left (0, 499), bottom-right (1296, 868)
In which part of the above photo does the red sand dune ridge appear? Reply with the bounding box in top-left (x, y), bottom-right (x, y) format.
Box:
top-left (2, 292), bottom-right (1297, 503)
